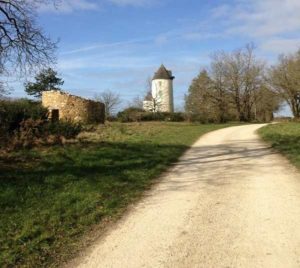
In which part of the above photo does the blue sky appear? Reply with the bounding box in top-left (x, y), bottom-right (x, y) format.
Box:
top-left (12, 0), bottom-right (300, 113)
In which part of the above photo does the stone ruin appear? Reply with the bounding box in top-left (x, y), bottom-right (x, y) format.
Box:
top-left (42, 90), bottom-right (105, 124)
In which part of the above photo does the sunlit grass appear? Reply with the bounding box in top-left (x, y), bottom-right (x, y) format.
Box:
top-left (258, 122), bottom-right (300, 169)
top-left (0, 122), bottom-right (233, 267)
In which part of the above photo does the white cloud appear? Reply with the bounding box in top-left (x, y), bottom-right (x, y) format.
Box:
top-left (61, 38), bottom-right (151, 55)
top-left (182, 32), bottom-right (223, 41)
top-left (195, 0), bottom-right (300, 56)
top-left (58, 54), bottom-right (155, 70)
top-left (260, 38), bottom-right (300, 54)
top-left (210, 4), bottom-right (231, 19)
top-left (212, 0), bottom-right (300, 38)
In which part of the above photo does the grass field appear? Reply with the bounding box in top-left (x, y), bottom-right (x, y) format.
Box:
top-left (258, 122), bottom-right (300, 169)
top-left (0, 122), bottom-right (233, 267)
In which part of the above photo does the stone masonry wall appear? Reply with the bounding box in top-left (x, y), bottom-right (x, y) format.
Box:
top-left (42, 90), bottom-right (105, 124)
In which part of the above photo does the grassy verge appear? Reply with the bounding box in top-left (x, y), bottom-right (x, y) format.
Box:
top-left (258, 122), bottom-right (300, 168)
top-left (0, 122), bottom-right (233, 267)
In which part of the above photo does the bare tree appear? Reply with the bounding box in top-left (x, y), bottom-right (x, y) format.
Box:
top-left (209, 53), bottom-right (233, 122)
top-left (0, 0), bottom-right (57, 77)
top-left (145, 76), bottom-right (152, 94)
top-left (141, 76), bottom-right (163, 112)
top-left (0, 81), bottom-right (7, 97)
top-left (94, 90), bottom-right (122, 117)
top-left (150, 89), bottom-right (163, 112)
top-left (186, 44), bottom-right (280, 123)
top-left (269, 50), bottom-right (300, 118)
top-left (254, 85), bottom-right (281, 122)
top-left (143, 90), bottom-right (163, 112)
top-left (128, 95), bottom-right (143, 109)
top-left (211, 44), bottom-right (266, 121)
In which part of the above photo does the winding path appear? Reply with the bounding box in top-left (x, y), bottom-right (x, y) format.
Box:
top-left (74, 124), bottom-right (300, 268)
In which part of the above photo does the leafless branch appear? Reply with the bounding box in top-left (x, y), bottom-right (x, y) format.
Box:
top-left (0, 0), bottom-right (58, 77)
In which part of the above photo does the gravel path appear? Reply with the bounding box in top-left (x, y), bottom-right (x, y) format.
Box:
top-left (74, 124), bottom-right (300, 268)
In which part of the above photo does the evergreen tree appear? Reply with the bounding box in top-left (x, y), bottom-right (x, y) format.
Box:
top-left (185, 69), bottom-right (216, 122)
top-left (25, 68), bottom-right (64, 98)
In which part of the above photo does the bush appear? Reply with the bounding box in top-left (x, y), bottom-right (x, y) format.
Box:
top-left (117, 108), bottom-right (186, 123)
top-left (186, 113), bottom-right (224, 124)
top-left (10, 119), bottom-right (46, 149)
top-left (140, 112), bottom-right (185, 122)
top-left (10, 119), bottom-right (82, 149)
top-left (168, 112), bottom-right (185, 122)
top-left (43, 120), bottom-right (82, 139)
top-left (0, 99), bottom-right (82, 149)
top-left (0, 99), bottom-right (48, 147)
top-left (0, 99), bottom-right (48, 135)
top-left (140, 112), bottom-right (165, 121)
top-left (106, 115), bottom-right (118, 122)
top-left (117, 107), bottom-right (144, 122)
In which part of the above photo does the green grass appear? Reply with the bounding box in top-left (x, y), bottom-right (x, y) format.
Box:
top-left (0, 122), bottom-right (233, 267)
top-left (258, 122), bottom-right (300, 169)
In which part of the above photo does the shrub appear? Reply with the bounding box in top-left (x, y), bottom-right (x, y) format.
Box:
top-left (140, 112), bottom-right (185, 122)
top-left (117, 108), bottom-right (186, 123)
top-left (186, 113), bottom-right (223, 124)
top-left (0, 99), bottom-right (48, 146)
top-left (140, 112), bottom-right (165, 121)
top-left (10, 120), bottom-right (82, 149)
top-left (0, 99), bottom-right (82, 148)
top-left (117, 107), bottom-right (144, 122)
top-left (10, 119), bottom-right (46, 149)
top-left (0, 99), bottom-right (47, 134)
top-left (168, 112), bottom-right (185, 122)
top-left (43, 120), bottom-right (82, 139)
top-left (106, 115), bottom-right (118, 122)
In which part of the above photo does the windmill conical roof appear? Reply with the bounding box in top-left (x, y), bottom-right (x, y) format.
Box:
top-left (153, 65), bottom-right (175, 80)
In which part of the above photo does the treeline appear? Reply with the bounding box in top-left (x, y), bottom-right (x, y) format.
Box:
top-left (185, 44), bottom-right (300, 123)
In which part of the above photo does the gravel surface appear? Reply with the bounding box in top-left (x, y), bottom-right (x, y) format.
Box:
top-left (74, 124), bottom-right (300, 268)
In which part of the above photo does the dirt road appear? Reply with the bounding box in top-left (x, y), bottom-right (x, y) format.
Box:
top-left (75, 124), bottom-right (300, 268)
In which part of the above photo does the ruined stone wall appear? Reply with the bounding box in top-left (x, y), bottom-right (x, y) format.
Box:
top-left (42, 90), bottom-right (105, 124)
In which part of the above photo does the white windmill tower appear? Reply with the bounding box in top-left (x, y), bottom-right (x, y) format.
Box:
top-left (143, 65), bottom-right (175, 113)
